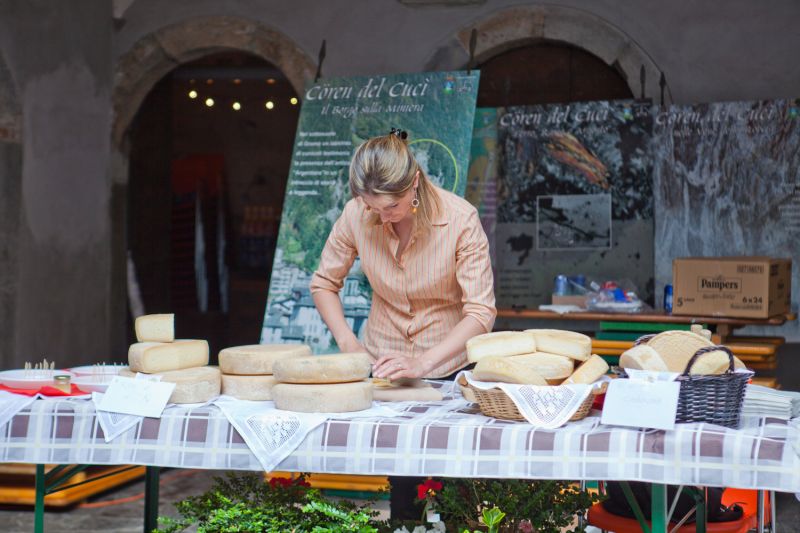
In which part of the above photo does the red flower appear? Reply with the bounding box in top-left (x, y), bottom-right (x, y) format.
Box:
top-left (269, 476), bottom-right (294, 488)
top-left (416, 478), bottom-right (443, 500)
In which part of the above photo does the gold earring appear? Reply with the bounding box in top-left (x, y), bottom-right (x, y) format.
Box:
top-left (411, 193), bottom-right (420, 215)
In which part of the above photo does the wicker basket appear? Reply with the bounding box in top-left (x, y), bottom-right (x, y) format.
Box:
top-left (620, 343), bottom-right (753, 428)
top-left (459, 376), bottom-right (605, 422)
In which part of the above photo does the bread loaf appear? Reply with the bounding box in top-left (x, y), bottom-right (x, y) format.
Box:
top-left (465, 331), bottom-right (537, 362)
top-left (272, 353), bottom-right (372, 384)
top-left (473, 356), bottom-right (548, 385)
top-left (525, 329), bottom-right (591, 361)
top-left (272, 381), bottom-right (373, 413)
top-left (219, 344), bottom-right (311, 375)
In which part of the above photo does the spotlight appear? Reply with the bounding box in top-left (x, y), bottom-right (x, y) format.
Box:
top-left (265, 101), bottom-right (275, 110)
top-left (188, 90), bottom-right (198, 99)
top-left (232, 101), bottom-right (242, 111)
top-left (205, 98), bottom-right (215, 107)
top-left (290, 97), bottom-right (298, 105)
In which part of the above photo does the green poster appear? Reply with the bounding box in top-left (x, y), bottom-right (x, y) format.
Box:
top-left (261, 71), bottom-right (480, 352)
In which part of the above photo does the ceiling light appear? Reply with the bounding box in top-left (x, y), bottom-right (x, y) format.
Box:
top-left (205, 98), bottom-right (215, 107)
top-left (290, 97), bottom-right (298, 105)
top-left (188, 90), bottom-right (198, 99)
top-left (232, 102), bottom-right (242, 111)
top-left (265, 101), bottom-right (275, 110)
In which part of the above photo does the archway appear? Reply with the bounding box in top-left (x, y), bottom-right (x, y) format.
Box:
top-left (0, 48), bottom-right (22, 367)
top-left (111, 17), bottom-right (315, 355)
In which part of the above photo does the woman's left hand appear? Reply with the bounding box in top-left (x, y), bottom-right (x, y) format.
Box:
top-left (372, 353), bottom-right (428, 380)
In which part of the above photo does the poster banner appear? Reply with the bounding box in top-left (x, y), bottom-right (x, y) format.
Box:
top-left (495, 101), bottom-right (655, 310)
top-left (261, 71), bottom-right (480, 351)
top-left (652, 98), bottom-right (800, 338)
top-left (465, 108), bottom-right (499, 269)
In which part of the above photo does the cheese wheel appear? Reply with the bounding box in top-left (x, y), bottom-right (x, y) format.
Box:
top-left (272, 353), bottom-right (372, 384)
top-left (272, 381), bottom-right (373, 413)
top-left (465, 331), bottom-right (537, 362)
top-left (507, 352), bottom-right (574, 383)
top-left (619, 345), bottom-right (669, 372)
top-left (219, 344), bottom-right (311, 375)
top-left (473, 356), bottom-right (548, 385)
top-left (128, 339), bottom-right (209, 373)
top-left (644, 331), bottom-right (714, 372)
top-left (686, 348), bottom-right (732, 375)
top-left (120, 366), bottom-right (220, 404)
top-left (563, 354), bottom-right (609, 385)
top-left (525, 329), bottom-right (591, 361)
top-left (134, 314), bottom-right (174, 343)
top-left (221, 374), bottom-right (278, 400)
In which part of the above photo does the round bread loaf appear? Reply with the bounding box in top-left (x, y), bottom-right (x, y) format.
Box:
top-left (219, 344), bottom-right (311, 375)
top-left (272, 381), bottom-right (373, 413)
top-left (473, 356), bottom-right (548, 385)
top-left (272, 352), bottom-right (372, 384)
top-left (525, 329), bottom-right (591, 361)
top-left (466, 331), bottom-right (537, 362)
top-left (221, 374), bottom-right (278, 400)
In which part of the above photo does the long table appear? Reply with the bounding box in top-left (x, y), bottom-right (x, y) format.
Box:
top-left (2, 396), bottom-right (798, 532)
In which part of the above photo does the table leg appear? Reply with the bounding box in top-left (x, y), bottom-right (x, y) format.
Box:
top-left (619, 481), bottom-right (651, 533)
top-left (144, 466), bottom-right (160, 533)
top-left (650, 483), bottom-right (667, 533)
top-left (34, 464), bottom-right (45, 533)
top-left (757, 489), bottom-right (765, 533)
top-left (694, 487), bottom-right (706, 533)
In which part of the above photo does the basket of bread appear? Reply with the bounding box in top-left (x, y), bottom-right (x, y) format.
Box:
top-left (617, 326), bottom-right (753, 428)
top-left (458, 329), bottom-right (609, 422)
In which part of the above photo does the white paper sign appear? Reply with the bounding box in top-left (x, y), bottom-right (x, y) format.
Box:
top-left (97, 376), bottom-right (175, 418)
top-left (601, 379), bottom-right (680, 430)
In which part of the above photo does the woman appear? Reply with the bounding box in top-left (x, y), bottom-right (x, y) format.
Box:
top-left (310, 130), bottom-right (496, 381)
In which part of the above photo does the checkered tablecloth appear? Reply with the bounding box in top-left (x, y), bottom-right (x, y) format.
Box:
top-left (1, 396), bottom-right (799, 492)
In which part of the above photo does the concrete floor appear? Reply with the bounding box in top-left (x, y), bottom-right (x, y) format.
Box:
top-left (1, 342), bottom-right (799, 532)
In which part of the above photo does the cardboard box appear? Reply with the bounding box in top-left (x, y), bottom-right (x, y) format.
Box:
top-left (672, 257), bottom-right (791, 318)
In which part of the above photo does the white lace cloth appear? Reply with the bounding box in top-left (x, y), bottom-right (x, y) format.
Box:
top-left (213, 396), bottom-right (405, 472)
top-left (457, 371), bottom-right (602, 429)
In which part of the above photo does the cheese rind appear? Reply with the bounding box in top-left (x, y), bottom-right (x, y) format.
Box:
top-left (120, 366), bottom-right (220, 404)
top-left (128, 340), bottom-right (209, 373)
top-left (272, 353), bottom-right (372, 384)
top-left (508, 352), bottom-right (574, 382)
top-left (134, 314), bottom-right (175, 343)
top-left (466, 331), bottom-right (537, 362)
top-left (219, 344), bottom-right (311, 375)
top-left (619, 345), bottom-right (669, 372)
top-left (563, 354), bottom-right (609, 385)
top-left (272, 381), bottom-right (373, 412)
top-left (221, 374), bottom-right (278, 400)
top-left (473, 356), bottom-right (548, 385)
top-left (525, 329), bottom-right (592, 361)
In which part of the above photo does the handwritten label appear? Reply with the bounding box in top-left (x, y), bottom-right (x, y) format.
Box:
top-left (97, 376), bottom-right (175, 418)
top-left (601, 379), bottom-right (680, 430)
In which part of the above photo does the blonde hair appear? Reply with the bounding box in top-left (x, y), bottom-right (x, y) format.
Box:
top-left (349, 134), bottom-right (441, 229)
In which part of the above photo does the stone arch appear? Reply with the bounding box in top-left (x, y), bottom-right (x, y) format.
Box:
top-left (0, 47), bottom-right (21, 142)
top-left (425, 5), bottom-right (666, 103)
top-left (112, 15), bottom-right (316, 148)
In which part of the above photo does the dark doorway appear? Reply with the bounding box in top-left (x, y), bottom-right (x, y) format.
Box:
top-left (477, 41), bottom-right (634, 107)
top-left (127, 51), bottom-right (299, 359)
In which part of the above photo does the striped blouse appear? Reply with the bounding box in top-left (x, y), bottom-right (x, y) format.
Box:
top-left (309, 187), bottom-right (496, 378)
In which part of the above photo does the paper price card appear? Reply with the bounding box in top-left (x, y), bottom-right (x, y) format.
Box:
top-left (97, 376), bottom-right (175, 418)
top-left (601, 379), bottom-right (680, 431)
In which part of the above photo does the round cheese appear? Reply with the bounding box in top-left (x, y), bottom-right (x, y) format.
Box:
top-left (218, 344), bottom-right (311, 375)
top-left (128, 339), bottom-right (209, 373)
top-left (644, 331), bottom-right (714, 372)
top-left (272, 381), bottom-right (373, 413)
top-left (120, 366), bottom-right (220, 404)
top-left (272, 353), bottom-right (372, 384)
top-left (525, 329), bottom-right (591, 361)
top-left (473, 356), bottom-right (548, 385)
top-left (563, 354), bottom-right (609, 385)
top-left (134, 313), bottom-right (175, 343)
top-left (221, 374), bottom-right (278, 400)
top-left (686, 348), bottom-right (733, 375)
top-left (507, 352), bottom-right (574, 383)
top-left (619, 345), bottom-right (669, 372)
top-left (465, 331), bottom-right (537, 362)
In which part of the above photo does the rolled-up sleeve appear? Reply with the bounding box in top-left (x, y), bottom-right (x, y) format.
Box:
top-left (309, 207), bottom-right (358, 295)
top-left (455, 210), bottom-right (496, 333)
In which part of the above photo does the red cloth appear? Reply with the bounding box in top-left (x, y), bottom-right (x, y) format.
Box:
top-left (592, 392), bottom-right (606, 411)
top-left (0, 383), bottom-right (88, 396)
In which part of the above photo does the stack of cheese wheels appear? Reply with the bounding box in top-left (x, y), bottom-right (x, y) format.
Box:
top-left (619, 327), bottom-right (746, 375)
top-left (271, 352), bottom-right (373, 413)
top-left (127, 314), bottom-right (220, 404)
top-left (218, 344), bottom-right (311, 401)
top-left (467, 329), bottom-right (608, 387)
